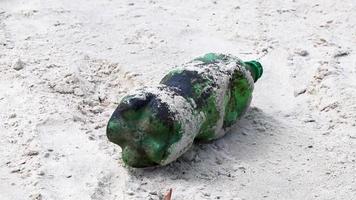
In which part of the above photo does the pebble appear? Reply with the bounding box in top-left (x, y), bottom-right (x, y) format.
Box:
top-left (30, 193), bottom-right (42, 200)
top-left (303, 119), bottom-right (316, 123)
top-left (11, 169), bottom-right (21, 173)
top-left (334, 51), bottom-right (349, 58)
top-left (38, 171), bottom-right (45, 176)
top-left (9, 113), bottom-right (17, 118)
top-left (203, 192), bottom-right (211, 197)
top-left (295, 50), bottom-right (309, 57)
top-left (27, 150), bottom-right (39, 156)
top-left (12, 58), bottom-right (25, 70)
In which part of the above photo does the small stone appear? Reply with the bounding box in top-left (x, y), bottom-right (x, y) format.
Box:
top-left (11, 169), bottom-right (21, 173)
top-left (66, 175), bottom-right (72, 178)
top-left (303, 119), bottom-right (316, 123)
top-left (53, 21), bottom-right (64, 26)
top-left (38, 171), bottom-right (45, 176)
top-left (9, 113), bottom-right (17, 118)
top-left (149, 191), bottom-right (157, 195)
top-left (27, 150), bottom-right (39, 156)
top-left (334, 51), bottom-right (349, 58)
top-left (295, 50), bottom-right (309, 57)
top-left (203, 192), bottom-right (211, 197)
top-left (322, 132), bottom-right (330, 136)
top-left (12, 58), bottom-right (25, 70)
top-left (308, 145), bottom-right (313, 148)
top-left (262, 48), bottom-right (268, 53)
top-left (31, 193), bottom-right (42, 200)
top-left (10, 168), bottom-right (21, 173)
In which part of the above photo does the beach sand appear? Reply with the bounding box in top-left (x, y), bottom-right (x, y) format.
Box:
top-left (0, 0), bottom-right (355, 199)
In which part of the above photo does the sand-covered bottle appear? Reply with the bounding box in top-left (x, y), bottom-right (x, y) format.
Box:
top-left (106, 53), bottom-right (263, 167)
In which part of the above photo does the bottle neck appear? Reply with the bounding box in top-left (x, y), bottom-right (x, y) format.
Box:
top-left (243, 60), bottom-right (263, 82)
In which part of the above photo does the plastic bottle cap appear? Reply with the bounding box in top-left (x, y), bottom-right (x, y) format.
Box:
top-left (244, 60), bottom-right (263, 82)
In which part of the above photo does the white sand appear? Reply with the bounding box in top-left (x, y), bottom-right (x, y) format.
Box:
top-left (1, 0), bottom-right (355, 199)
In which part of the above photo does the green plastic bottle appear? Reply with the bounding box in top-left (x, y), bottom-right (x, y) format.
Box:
top-left (107, 53), bottom-right (263, 167)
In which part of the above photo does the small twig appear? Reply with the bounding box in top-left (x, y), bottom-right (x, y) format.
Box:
top-left (163, 188), bottom-right (172, 200)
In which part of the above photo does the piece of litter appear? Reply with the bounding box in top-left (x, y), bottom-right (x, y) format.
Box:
top-left (163, 188), bottom-right (172, 200)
